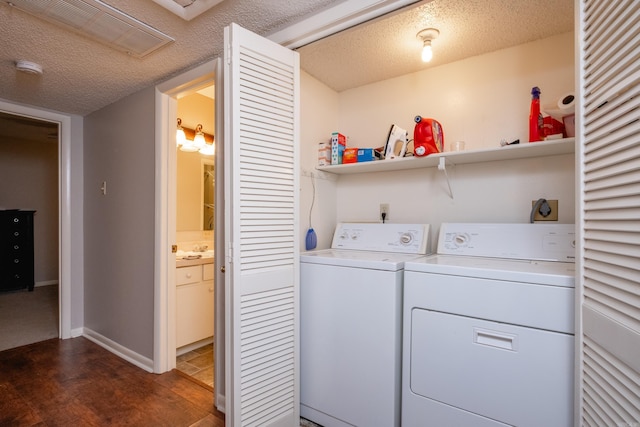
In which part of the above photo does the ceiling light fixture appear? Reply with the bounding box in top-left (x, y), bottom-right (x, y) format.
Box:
top-left (417, 28), bottom-right (439, 63)
top-left (177, 118), bottom-right (215, 155)
top-left (15, 60), bottom-right (43, 75)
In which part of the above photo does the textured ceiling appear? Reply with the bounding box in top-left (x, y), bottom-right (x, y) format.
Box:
top-left (0, 0), bottom-right (573, 120)
top-left (0, 0), bottom-right (342, 116)
top-left (298, 0), bottom-right (574, 92)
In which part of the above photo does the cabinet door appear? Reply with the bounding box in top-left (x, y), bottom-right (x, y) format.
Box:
top-left (176, 279), bottom-right (214, 348)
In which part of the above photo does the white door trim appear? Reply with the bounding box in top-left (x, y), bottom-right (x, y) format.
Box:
top-left (0, 99), bottom-right (73, 339)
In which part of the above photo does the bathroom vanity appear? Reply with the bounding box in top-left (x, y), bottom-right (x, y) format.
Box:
top-left (176, 257), bottom-right (214, 349)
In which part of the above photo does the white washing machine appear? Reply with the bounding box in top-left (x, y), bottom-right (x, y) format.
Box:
top-left (402, 223), bottom-right (576, 427)
top-left (300, 223), bottom-right (431, 427)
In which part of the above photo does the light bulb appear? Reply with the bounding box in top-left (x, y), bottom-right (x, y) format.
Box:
top-left (193, 124), bottom-right (206, 148)
top-left (199, 141), bottom-right (215, 156)
top-left (421, 42), bottom-right (433, 62)
top-left (180, 141), bottom-right (198, 152)
top-left (176, 118), bottom-right (186, 146)
top-left (176, 128), bottom-right (186, 146)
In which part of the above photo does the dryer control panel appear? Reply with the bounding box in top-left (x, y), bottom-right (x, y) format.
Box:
top-left (331, 223), bottom-right (431, 254)
top-left (438, 223), bottom-right (576, 262)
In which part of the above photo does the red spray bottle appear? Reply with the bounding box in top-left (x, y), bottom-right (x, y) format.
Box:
top-left (529, 86), bottom-right (544, 142)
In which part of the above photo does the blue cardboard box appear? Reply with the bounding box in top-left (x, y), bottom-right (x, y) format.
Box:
top-left (357, 148), bottom-right (375, 162)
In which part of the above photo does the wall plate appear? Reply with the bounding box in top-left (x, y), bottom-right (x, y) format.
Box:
top-left (532, 199), bottom-right (558, 221)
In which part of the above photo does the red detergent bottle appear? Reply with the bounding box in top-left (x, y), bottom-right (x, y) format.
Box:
top-left (413, 116), bottom-right (444, 156)
top-left (529, 86), bottom-right (544, 142)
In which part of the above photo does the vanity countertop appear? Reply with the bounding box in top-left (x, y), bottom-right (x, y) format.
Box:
top-left (176, 250), bottom-right (214, 268)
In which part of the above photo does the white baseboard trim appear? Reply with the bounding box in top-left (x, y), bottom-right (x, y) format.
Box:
top-left (82, 328), bottom-right (154, 373)
top-left (176, 337), bottom-right (213, 356)
top-left (216, 394), bottom-right (226, 414)
top-left (35, 280), bottom-right (59, 288)
top-left (70, 327), bottom-right (84, 338)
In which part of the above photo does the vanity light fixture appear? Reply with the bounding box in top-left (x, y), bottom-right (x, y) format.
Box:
top-left (176, 118), bottom-right (214, 155)
top-left (417, 28), bottom-right (439, 63)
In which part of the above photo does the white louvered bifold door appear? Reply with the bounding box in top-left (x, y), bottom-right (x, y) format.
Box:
top-left (578, 0), bottom-right (640, 425)
top-left (223, 23), bottom-right (300, 427)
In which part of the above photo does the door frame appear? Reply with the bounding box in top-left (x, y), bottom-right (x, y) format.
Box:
top-left (154, 60), bottom-right (222, 390)
top-left (0, 99), bottom-right (73, 339)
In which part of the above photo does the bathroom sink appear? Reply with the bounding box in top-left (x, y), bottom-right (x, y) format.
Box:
top-left (176, 250), bottom-right (214, 259)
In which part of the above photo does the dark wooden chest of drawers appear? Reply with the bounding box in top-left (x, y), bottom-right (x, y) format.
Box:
top-left (0, 210), bottom-right (35, 292)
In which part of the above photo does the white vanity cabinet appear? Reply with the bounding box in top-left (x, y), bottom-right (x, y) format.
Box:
top-left (176, 262), bottom-right (215, 348)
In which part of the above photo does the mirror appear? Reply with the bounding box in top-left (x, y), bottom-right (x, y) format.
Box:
top-left (176, 149), bottom-right (214, 231)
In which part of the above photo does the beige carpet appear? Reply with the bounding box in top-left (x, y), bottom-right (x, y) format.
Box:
top-left (0, 285), bottom-right (59, 352)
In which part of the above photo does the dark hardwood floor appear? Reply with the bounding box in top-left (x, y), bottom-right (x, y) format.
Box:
top-left (0, 337), bottom-right (225, 426)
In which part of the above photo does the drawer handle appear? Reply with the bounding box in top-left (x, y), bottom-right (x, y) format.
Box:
top-left (186, 273), bottom-right (192, 278)
top-left (209, 287), bottom-right (214, 292)
top-left (14, 245), bottom-right (20, 250)
top-left (13, 218), bottom-right (19, 223)
top-left (14, 259), bottom-right (20, 264)
top-left (474, 328), bottom-right (517, 352)
top-left (14, 231), bottom-right (20, 236)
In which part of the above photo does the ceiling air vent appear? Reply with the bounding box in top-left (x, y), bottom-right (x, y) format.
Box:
top-left (7, 0), bottom-right (174, 58)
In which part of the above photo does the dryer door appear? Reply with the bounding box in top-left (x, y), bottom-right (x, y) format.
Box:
top-left (409, 309), bottom-right (574, 427)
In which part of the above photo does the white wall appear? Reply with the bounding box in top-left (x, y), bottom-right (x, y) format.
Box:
top-left (300, 32), bottom-right (576, 247)
top-left (299, 72), bottom-right (340, 250)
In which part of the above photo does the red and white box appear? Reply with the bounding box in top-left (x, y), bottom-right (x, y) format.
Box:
top-left (318, 141), bottom-right (331, 166)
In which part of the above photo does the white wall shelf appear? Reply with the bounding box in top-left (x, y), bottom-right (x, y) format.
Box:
top-left (316, 138), bottom-right (575, 175)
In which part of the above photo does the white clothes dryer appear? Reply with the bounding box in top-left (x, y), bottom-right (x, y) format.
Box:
top-left (402, 223), bottom-right (576, 427)
top-left (300, 223), bottom-right (431, 427)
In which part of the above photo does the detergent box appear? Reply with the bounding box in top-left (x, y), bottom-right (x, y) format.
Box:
top-left (357, 148), bottom-right (375, 162)
top-left (318, 141), bottom-right (331, 166)
top-left (331, 132), bottom-right (347, 165)
top-left (343, 148), bottom-right (358, 164)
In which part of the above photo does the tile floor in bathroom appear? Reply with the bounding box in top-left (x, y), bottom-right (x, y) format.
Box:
top-left (176, 343), bottom-right (214, 389)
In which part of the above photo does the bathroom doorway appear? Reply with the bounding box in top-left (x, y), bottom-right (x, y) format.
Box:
top-left (174, 85), bottom-right (216, 388)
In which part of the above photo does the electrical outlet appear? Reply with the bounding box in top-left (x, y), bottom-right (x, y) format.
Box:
top-left (380, 203), bottom-right (389, 221)
top-left (531, 199), bottom-right (558, 221)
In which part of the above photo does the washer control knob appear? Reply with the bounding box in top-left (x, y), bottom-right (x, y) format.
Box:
top-left (454, 233), bottom-right (470, 247)
top-left (400, 233), bottom-right (413, 245)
